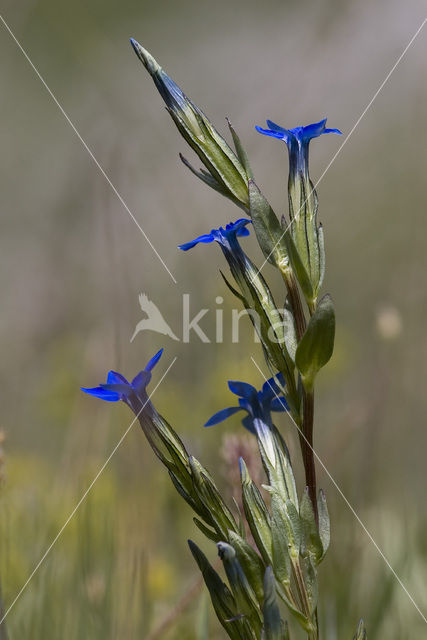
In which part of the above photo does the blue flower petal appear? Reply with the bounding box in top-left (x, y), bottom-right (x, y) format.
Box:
top-left (228, 380), bottom-right (257, 400)
top-left (270, 396), bottom-right (289, 412)
top-left (255, 126), bottom-right (285, 139)
top-left (265, 120), bottom-right (287, 134)
top-left (262, 378), bottom-right (275, 398)
top-left (241, 414), bottom-right (256, 434)
top-left (107, 371), bottom-right (129, 385)
top-left (100, 383), bottom-right (133, 397)
top-left (204, 406), bottom-right (243, 427)
top-left (262, 374), bottom-right (285, 398)
top-left (131, 370), bottom-right (151, 394)
top-left (324, 127), bottom-right (342, 135)
top-left (227, 218), bottom-right (251, 230)
top-left (300, 118), bottom-right (328, 139)
top-left (237, 227), bottom-right (250, 237)
top-left (257, 118), bottom-right (341, 146)
top-left (81, 386), bottom-right (121, 401)
top-left (178, 234), bottom-right (215, 251)
top-left (145, 348), bottom-right (164, 372)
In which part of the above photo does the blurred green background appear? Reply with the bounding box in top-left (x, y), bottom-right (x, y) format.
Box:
top-left (0, 0), bottom-right (426, 637)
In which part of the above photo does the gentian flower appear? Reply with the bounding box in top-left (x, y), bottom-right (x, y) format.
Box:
top-left (81, 349), bottom-right (163, 416)
top-left (255, 119), bottom-right (341, 180)
top-left (205, 374), bottom-right (288, 434)
top-left (256, 119), bottom-right (341, 305)
top-left (178, 218), bottom-right (251, 257)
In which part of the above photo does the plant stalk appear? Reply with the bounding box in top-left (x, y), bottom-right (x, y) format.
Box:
top-left (300, 388), bottom-right (318, 524)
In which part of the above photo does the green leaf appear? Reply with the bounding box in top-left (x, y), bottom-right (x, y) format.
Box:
top-left (248, 180), bottom-right (288, 269)
top-left (300, 489), bottom-right (323, 564)
top-left (295, 294), bottom-right (335, 388)
top-left (317, 490), bottom-right (330, 560)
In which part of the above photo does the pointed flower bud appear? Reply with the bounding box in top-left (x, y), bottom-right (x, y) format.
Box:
top-left (130, 39), bottom-right (250, 210)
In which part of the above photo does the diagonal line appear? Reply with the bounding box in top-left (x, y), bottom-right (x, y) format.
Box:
top-left (0, 13), bottom-right (177, 285)
top-left (252, 17), bottom-right (427, 280)
top-left (0, 356), bottom-right (178, 625)
top-left (251, 356), bottom-right (427, 625)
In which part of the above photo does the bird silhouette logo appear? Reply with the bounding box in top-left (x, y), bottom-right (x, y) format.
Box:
top-left (130, 293), bottom-right (180, 342)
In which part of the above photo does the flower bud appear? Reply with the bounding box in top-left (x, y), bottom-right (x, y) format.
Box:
top-left (131, 39), bottom-right (250, 210)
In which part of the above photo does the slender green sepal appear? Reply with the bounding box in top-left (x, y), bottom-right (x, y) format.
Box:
top-left (220, 270), bottom-right (247, 304)
top-left (193, 517), bottom-right (221, 542)
top-left (217, 542), bottom-right (263, 634)
top-left (179, 153), bottom-right (231, 199)
top-left (240, 458), bottom-right (273, 566)
top-left (300, 554), bottom-right (318, 612)
top-left (270, 495), bottom-right (292, 587)
top-left (271, 494), bottom-right (301, 562)
top-left (189, 456), bottom-right (238, 539)
top-left (228, 530), bottom-right (265, 602)
top-left (262, 567), bottom-right (284, 640)
top-left (248, 180), bottom-right (288, 269)
top-left (227, 118), bottom-right (254, 179)
top-left (254, 422), bottom-right (298, 509)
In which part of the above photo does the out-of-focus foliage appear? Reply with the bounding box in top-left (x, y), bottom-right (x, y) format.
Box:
top-left (1, 0), bottom-right (427, 637)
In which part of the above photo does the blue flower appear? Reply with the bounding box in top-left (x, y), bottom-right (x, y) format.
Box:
top-left (81, 349), bottom-right (163, 414)
top-left (178, 218), bottom-right (251, 253)
top-left (205, 374), bottom-right (289, 434)
top-left (255, 119), bottom-right (341, 178)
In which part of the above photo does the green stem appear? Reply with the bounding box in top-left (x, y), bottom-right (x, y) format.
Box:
top-left (291, 559), bottom-right (318, 639)
top-left (300, 388), bottom-right (318, 524)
